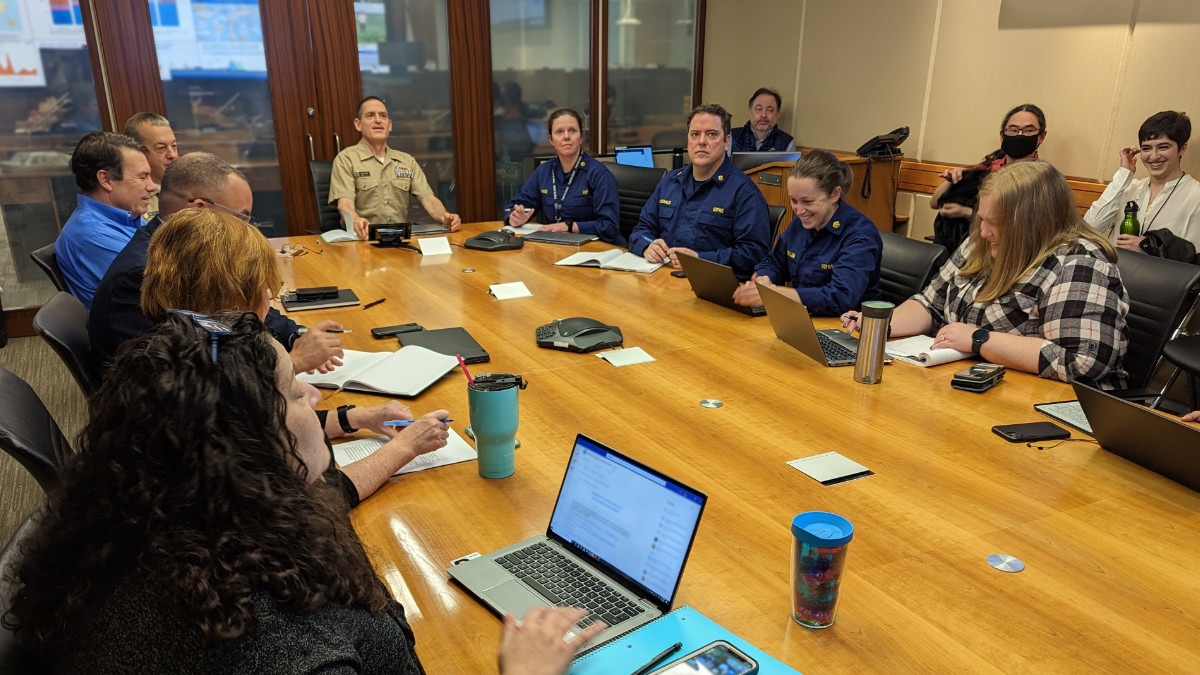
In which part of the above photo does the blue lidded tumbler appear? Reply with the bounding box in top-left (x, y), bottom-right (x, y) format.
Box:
top-left (791, 511), bottom-right (854, 628)
top-left (467, 373), bottom-right (526, 479)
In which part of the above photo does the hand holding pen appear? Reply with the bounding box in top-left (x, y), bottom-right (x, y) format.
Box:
top-left (639, 236), bottom-right (673, 265)
top-left (840, 311), bottom-right (862, 333)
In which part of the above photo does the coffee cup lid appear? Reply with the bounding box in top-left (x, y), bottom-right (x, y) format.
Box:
top-left (791, 511), bottom-right (854, 547)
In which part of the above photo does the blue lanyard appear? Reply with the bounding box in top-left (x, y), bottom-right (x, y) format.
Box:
top-left (551, 155), bottom-right (582, 222)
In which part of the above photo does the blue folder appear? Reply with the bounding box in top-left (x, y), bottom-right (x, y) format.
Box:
top-left (569, 605), bottom-right (801, 674)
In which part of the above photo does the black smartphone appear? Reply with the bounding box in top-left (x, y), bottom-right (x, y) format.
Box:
top-left (991, 421), bottom-right (1070, 443)
top-left (670, 270), bottom-right (687, 278)
top-left (648, 640), bottom-right (758, 675)
top-left (371, 323), bottom-right (423, 338)
top-left (951, 363), bottom-right (1006, 392)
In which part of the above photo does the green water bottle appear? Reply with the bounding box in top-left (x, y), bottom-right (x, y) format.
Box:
top-left (1120, 201), bottom-right (1140, 236)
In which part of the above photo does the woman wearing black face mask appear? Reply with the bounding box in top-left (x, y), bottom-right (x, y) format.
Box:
top-left (930, 104), bottom-right (1048, 252)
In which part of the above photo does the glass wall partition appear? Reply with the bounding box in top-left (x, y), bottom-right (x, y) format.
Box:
top-left (0, 0), bottom-right (99, 308)
top-left (355, 0), bottom-right (456, 220)
top-left (607, 0), bottom-right (697, 151)
top-left (490, 0), bottom-right (591, 216)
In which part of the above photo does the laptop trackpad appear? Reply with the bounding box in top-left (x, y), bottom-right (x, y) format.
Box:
top-left (488, 580), bottom-right (551, 620)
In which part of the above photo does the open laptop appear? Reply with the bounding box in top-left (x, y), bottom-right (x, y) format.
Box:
top-left (448, 434), bottom-right (707, 647)
top-left (1072, 382), bottom-right (1200, 492)
top-left (757, 282), bottom-right (863, 367)
top-left (615, 145), bottom-right (655, 168)
top-left (676, 254), bottom-right (765, 316)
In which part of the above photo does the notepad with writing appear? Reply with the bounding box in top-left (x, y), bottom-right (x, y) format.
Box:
top-left (297, 345), bottom-right (457, 396)
top-left (333, 428), bottom-right (477, 475)
top-left (570, 605), bottom-right (799, 674)
top-left (886, 335), bottom-right (972, 367)
top-left (556, 248), bottom-right (664, 273)
top-left (281, 288), bottom-right (360, 311)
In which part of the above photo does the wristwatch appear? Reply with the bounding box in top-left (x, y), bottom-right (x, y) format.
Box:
top-left (337, 404), bottom-right (358, 434)
top-left (971, 328), bottom-right (990, 356)
top-left (564, 218), bottom-right (575, 232)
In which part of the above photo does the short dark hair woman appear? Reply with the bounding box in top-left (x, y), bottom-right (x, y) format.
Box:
top-left (3, 313), bottom-right (602, 673)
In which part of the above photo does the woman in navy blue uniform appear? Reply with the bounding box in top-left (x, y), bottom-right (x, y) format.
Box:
top-left (733, 150), bottom-right (882, 315)
top-left (504, 108), bottom-right (622, 245)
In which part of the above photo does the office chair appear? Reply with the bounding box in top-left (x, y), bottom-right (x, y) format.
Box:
top-left (877, 231), bottom-right (947, 306)
top-left (1114, 252), bottom-right (1200, 397)
top-left (29, 243), bottom-right (68, 292)
top-left (1158, 335), bottom-right (1200, 410)
top-left (0, 367), bottom-right (73, 492)
top-left (607, 163), bottom-right (666, 243)
top-left (32, 292), bottom-right (103, 397)
top-left (309, 160), bottom-right (341, 233)
top-left (0, 514), bottom-right (41, 671)
top-left (767, 204), bottom-right (789, 245)
top-left (651, 128), bottom-right (687, 149)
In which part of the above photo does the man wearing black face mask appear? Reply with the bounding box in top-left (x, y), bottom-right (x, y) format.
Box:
top-left (930, 104), bottom-right (1048, 252)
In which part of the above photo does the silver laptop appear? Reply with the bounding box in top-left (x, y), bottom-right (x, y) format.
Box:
top-left (521, 231), bottom-right (599, 246)
top-left (757, 282), bottom-right (863, 367)
top-left (676, 254), bottom-right (765, 317)
top-left (1072, 382), bottom-right (1200, 492)
top-left (410, 222), bottom-right (451, 236)
top-left (448, 434), bottom-right (707, 647)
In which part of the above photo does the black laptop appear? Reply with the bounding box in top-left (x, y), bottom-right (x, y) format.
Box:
top-left (676, 255), bottom-right (765, 317)
top-left (1072, 382), bottom-right (1200, 492)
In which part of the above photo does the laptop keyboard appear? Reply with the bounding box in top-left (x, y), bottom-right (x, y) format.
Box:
top-left (817, 332), bottom-right (857, 363)
top-left (496, 541), bottom-right (645, 627)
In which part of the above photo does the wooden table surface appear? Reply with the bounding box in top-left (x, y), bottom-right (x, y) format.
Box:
top-left (272, 223), bottom-right (1200, 674)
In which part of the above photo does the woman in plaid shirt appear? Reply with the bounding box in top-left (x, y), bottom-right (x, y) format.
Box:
top-left (872, 160), bottom-right (1128, 389)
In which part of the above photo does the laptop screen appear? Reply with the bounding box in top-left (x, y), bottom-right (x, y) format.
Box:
top-left (615, 145), bottom-right (655, 168)
top-left (547, 435), bottom-right (706, 607)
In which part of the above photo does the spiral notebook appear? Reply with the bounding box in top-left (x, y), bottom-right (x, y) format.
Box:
top-left (568, 605), bottom-right (800, 674)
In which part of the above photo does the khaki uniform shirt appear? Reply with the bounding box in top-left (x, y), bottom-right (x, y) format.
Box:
top-left (329, 139), bottom-right (434, 224)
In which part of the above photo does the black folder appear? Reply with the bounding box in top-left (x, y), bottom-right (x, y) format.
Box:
top-left (399, 327), bottom-right (490, 364)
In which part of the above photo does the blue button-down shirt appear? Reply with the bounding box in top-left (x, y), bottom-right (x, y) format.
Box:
top-left (504, 153), bottom-right (622, 245)
top-left (57, 194), bottom-right (144, 309)
top-left (755, 200), bottom-right (882, 316)
top-left (629, 156), bottom-right (770, 279)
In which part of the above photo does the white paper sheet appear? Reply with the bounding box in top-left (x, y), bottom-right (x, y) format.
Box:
top-left (489, 282), bottom-right (532, 299)
top-left (787, 452), bottom-right (872, 484)
top-left (418, 236), bottom-right (453, 255)
top-left (596, 347), bottom-right (655, 367)
top-left (333, 428), bottom-right (477, 476)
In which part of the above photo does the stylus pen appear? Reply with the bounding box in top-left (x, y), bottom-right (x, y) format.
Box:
top-left (384, 419), bottom-right (453, 428)
top-left (296, 328), bottom-right (352, 334)
top-left (363, 298), bottom-right (386, 310)
top-left (630, 641), bottom-right (683, 675)
top-left (639, 236), bottom-right (671, 263)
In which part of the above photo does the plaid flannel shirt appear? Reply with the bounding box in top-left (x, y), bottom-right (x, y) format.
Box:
top-left (915, 238), bottom-right (1129, 389)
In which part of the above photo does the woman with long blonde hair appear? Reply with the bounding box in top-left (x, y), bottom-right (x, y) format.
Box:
top-left (849, 159), bottom-right (1128, 389)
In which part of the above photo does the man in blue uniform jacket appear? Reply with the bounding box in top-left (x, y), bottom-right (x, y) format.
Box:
top-left (630, 104), bottom-right (771, 280)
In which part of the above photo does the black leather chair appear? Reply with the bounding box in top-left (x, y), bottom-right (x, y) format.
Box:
top-left (29, 243), bottom-right (68, 292)
top-left (651, 128), bottom-right (687, 149)
top-left (767, 204), bottom-right (788, 244)
top-left (607, 163), bottom-right (666, 244)
top-left (1159, 335), bottom-right (1200, 409)
top-left (878, 231), bottom-right (947, 306)
top-left (1115, 252), bottom-right (1200, 393)
top-left (309, 160), bottom-right (341, 233)
top-left (0, 368), bottom-right (72, 491)
top-left (0, 514), bottom-right (41, 671)
top-left (32, 292), bottom-right (102, 397)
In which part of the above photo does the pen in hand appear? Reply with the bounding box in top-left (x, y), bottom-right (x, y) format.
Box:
top-left (638, 236), bottom-right (671, 264)
top-left (297, 328), bottom-right (351, 334)
top-left (384, 419), bottom-right (453, 428)
top-left (630, 641), bottom-right (683, 675)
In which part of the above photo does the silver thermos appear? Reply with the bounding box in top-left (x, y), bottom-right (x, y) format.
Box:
top-left (854, 301), bottom-right (895, 384)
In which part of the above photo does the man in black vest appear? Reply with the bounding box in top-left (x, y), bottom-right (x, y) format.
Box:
top-left (730, 87), bottom-right (796, 153)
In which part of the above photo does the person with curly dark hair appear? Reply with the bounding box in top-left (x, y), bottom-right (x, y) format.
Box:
top-left (3, 313), bottom-right (604, 673)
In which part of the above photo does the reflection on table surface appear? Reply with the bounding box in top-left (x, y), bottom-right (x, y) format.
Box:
top-left (264, 223), bottom-right (1200, 672)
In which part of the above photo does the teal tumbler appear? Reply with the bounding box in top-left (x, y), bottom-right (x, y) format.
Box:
top-left (467, 373), bottom-right (525, 478)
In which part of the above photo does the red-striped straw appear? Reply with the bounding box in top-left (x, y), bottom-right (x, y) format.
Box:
top-left (456, 353), bottom-right (476, 387)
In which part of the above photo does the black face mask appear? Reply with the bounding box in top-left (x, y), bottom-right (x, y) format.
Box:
top-left (1001, 133), bottom-right (1039, 159)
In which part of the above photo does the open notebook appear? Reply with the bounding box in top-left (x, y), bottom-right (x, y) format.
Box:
top-left (886, 335), bottom-right (971, 367)
top-left (297, 345), bottom-right (457, 396)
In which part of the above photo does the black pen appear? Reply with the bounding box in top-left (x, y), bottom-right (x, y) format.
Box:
top-left (362, 298), bottom-right (386, 310)
top-left (630, 641), bottom-right (683, 675)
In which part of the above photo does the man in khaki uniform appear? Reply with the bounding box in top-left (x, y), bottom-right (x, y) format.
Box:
top-left (329, 96), bottom-right (461, 238)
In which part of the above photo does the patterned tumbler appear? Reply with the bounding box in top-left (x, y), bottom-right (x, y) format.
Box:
top-left (791, 511), bottom-right (854, 628)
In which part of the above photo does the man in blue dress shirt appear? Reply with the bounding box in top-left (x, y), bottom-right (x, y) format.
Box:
top-left (56, 132), bottom-right (157, 308)
top-left (629, 104), bottom-right (771, 279)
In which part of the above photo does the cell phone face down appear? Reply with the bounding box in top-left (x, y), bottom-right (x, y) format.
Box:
top-left (648, 640), bottom-right (759, 675)
top-left (991, 422), bottom-right (1071, 443)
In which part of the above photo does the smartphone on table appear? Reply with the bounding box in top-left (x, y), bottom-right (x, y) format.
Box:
top-left (648, 640), bottom-right (759, 675)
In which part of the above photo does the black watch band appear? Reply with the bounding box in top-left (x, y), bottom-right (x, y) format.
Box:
top-left (971, 328), bottom-right (990, 356)
top-left (337, 404), bottom-right (358, 434)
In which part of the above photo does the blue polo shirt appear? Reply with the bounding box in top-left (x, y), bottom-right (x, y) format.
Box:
top-left (504, 153), bottom-right (622, 245)
top-left (56, 194), bottom-right (143, 309)
top-left (629, 156), bottom-right (770, 279)
top-left (755, 200), bottom-right (882, 316)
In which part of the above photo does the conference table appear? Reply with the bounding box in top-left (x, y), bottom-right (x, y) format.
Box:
top-left (271, 223), bottom-right (1200, 673)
